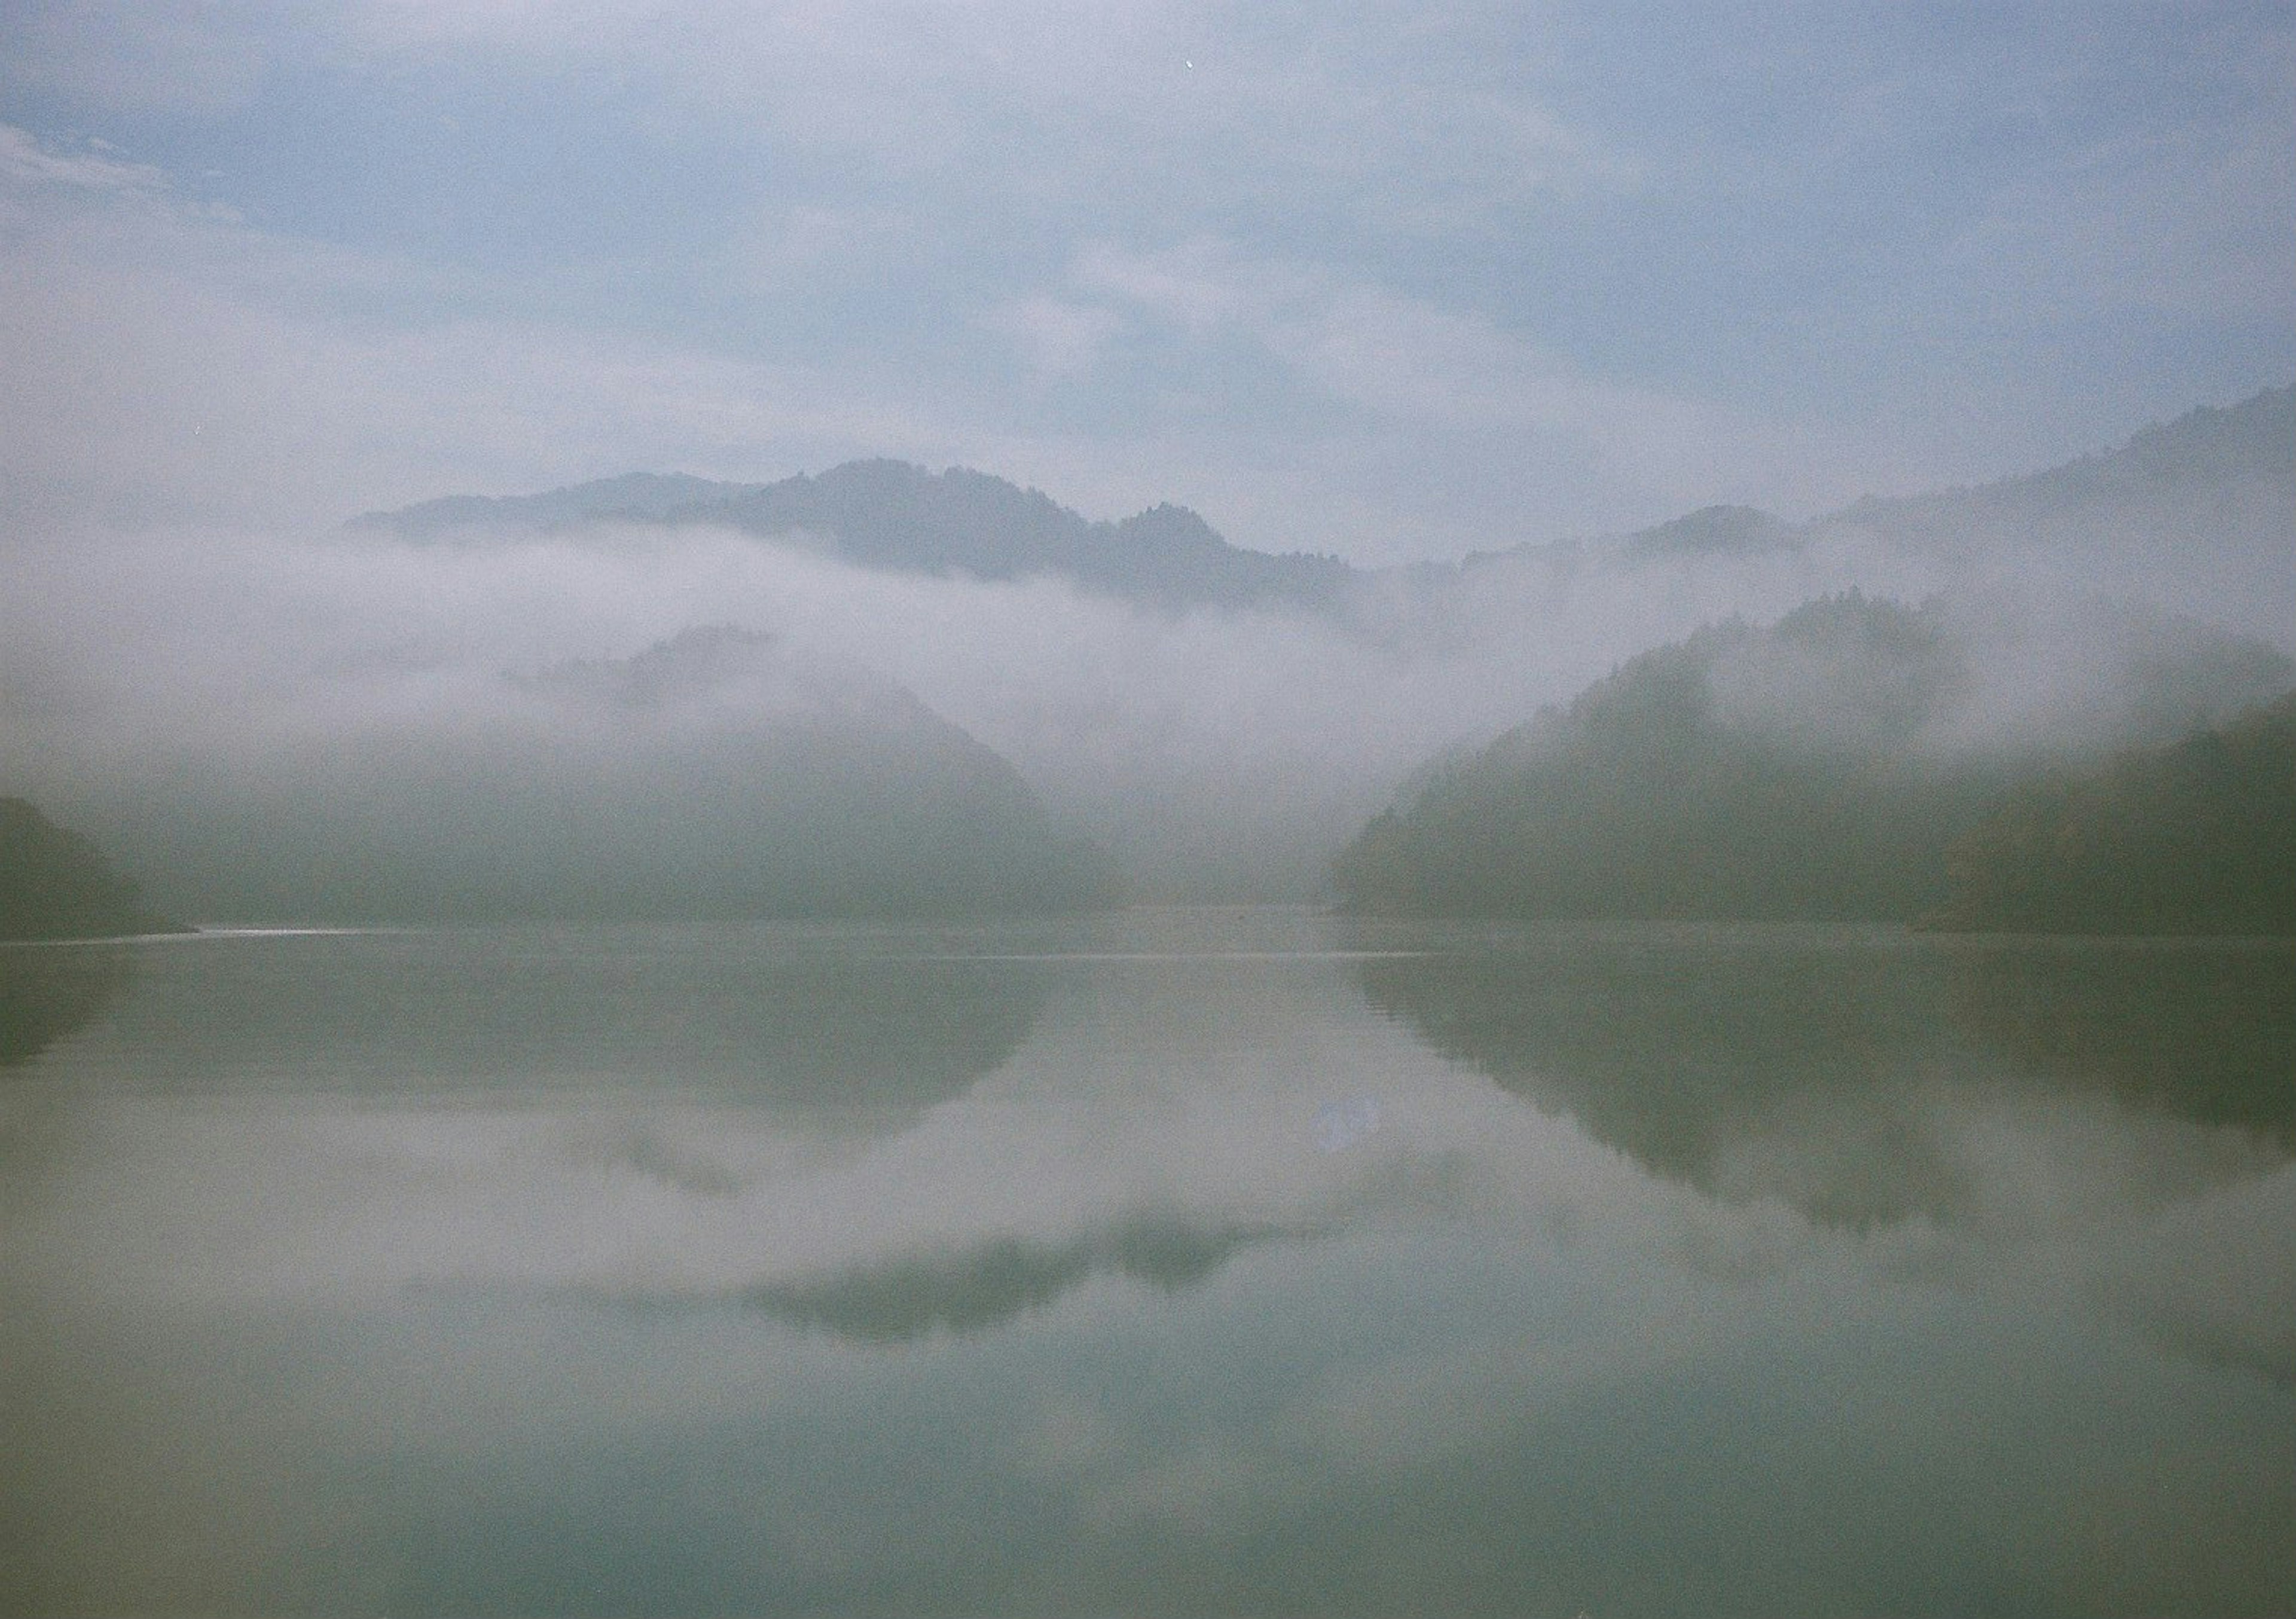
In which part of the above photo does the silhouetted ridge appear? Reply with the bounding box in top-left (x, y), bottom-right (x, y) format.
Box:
top-left (1618, 503), bottom-right (1794, 562)
top-left (1822, 384), bottom-right (2294, 559)
top-left (1442, 384), bottom-right (2294, 588)
top-left (352, 460), bottom-right (1353, 612)
top-left (1929, 691), bottom-right (2296, 936)
top-left (1, 799), bottom-right (182, 940)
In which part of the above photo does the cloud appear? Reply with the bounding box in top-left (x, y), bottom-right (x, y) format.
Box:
top-left (0, 123), bottom-right (166, 194)
top-left (1047, 237), bottom-right (1907, 549)
top-left (0, 118), bottom-right (1721, 560)
top-left (0, 152), bottom-right (1006, 531)
top-left (982, 295), bottom-right (1122, 379)
top-left (1942, 86), bottom-right (2296, 329)
top-left (1074, 237), bottom-right (1260, 334)
top-left (2, 3), bottom-right (2288, 564)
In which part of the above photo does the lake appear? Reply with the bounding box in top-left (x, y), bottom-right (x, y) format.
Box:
top-left (4, 911), bottom-right (2291, 1617)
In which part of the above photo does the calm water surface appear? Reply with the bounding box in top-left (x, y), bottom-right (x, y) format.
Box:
top-left (3, 911), bottom-right (2292, 1617)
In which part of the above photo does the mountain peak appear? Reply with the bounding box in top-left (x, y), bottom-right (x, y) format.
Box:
top-left (351, 459), bottom-right (1353, 613)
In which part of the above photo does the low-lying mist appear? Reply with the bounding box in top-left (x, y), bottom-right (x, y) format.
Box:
top-left (3, 482), bottom-right (2289, 917)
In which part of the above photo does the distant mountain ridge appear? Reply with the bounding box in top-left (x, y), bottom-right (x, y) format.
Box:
top-left (1819, 383), bottom-right (2294, 561)
top-left (349, 384), bottom-right (2291, 627)
top-left (1461, 383), bottom-right (2294, 573)
top-left (351, 460), bottom-right (1354, 613)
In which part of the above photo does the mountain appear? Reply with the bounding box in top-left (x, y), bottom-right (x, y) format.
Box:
top-left (1581, 384), bottom-right (2292, 573)
top-left (117, 627), bottom-right (1119, 924)
top-left (1331, 592), bottom-right (2293, 922)
top-left (0, 798), bottom-right (182, 940)
top-left (1616, 503), bottom-right (1799, 563)
top-left (1927, 691), bottom-right (2296, 936)
top-left (344, 471), bottom-right (735, 534)
top-left (347, 385), bottom-right (2289, 637)
top-left (1829, 384), bottom-right (2294, 556)
top-left (1435, 385), bottom-right (2294, 650)
top-left (351, 460), bottom-right (1355, 614)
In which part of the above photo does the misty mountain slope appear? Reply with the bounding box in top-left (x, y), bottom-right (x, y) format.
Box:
top-left (1929, 690), bottom-right (2296, 936)
top-left (1806, 387), bottom-right (2294, 644)
top-left (1831, 384), bottom-right (2294, 552)
top-left (1332, 592), bottom-right (2294, 922)
top-left (342, 472), bottom-right (736, 535)
top-left (352, 460), bottom-right (1355, 615)
top-left (273, 380), bottom-right (2286, 909)
top-left (1418, 385), bottom-right (2294, 653)
top-left (109, 627), bottom-right (1119, 924)
top-left (0, 798), bottom-right (180, 940)
top-left (343, 382), bottom-right (2289, 666)
top-left (1617, 504), bottom-right (1800, 564)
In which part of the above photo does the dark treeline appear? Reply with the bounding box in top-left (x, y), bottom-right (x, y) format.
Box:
top-left (1332, 597), bottom-right (2013, 921)
top-left (1333, 595), bottom-right (2293, 933)
top-left (1930, 691), bottom-right (2295, 935)
top-left (0, 798), bottom-right (180, 942)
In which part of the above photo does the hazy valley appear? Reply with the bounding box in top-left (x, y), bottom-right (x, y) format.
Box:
top-left (6, 15), bottom-right (2294, 1610)
top-left (5, 385), bottom-right (2291, 931)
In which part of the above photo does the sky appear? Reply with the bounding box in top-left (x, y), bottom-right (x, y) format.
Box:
top-left (2, 1), bottom-right (2291, 563)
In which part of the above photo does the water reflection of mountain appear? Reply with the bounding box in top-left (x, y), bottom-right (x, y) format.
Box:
top-left (746, 1215), bottom-right (1292, 1342)
top-left (101, 927), bottom-right (1049, 1113)
top-left (1356, 928), bottom-right (2295, 1222)
top-left (1941, 941), bottom-right (2296, 1135)
top-left (0, 944), bottom-right (131, 1067)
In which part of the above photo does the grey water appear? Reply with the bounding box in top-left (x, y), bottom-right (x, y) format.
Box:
top-left (3, 911), bottom-right (2291, 1617)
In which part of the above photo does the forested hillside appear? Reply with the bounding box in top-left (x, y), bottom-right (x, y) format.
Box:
top-left (1332, 594), bottom-right (2291, 924)
top-left (1, 798), bottom-right (180, 940)
top-left (1928, 692), bottom-right (2295, 935)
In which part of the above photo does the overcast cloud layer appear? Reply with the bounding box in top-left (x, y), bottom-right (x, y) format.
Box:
top-left (4, 1), bottom-right (2291, 558)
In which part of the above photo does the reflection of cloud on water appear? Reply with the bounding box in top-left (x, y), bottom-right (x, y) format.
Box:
top-left (1, 931), bottom-right (1489, 1319)
top-left (2080, 1160), bottom-right (2296, 1390)
top-left (1313, 1096), bottom-right (1381, 1153)
top-left (564, 1117), bottom-right (750, 1198)
top-left (743, 1214), bottom-right (1304, 1342)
